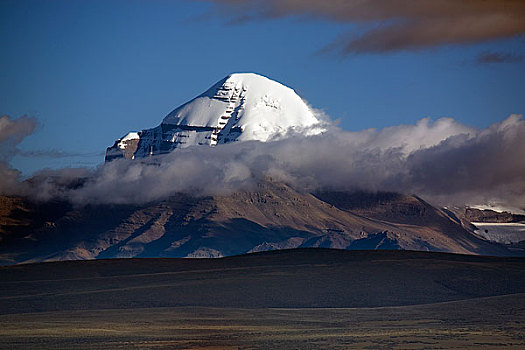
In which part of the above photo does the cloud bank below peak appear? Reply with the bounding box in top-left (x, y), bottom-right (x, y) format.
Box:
top-left (203, 0), bottom-right (525, 54)
top-left (2, 113), bottom-right (524, 213)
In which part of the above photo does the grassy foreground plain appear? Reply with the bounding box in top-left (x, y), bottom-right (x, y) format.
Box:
top-left (1, 249), bottom-right (524, 349)
top-left (1, 295), bottom-right (524, 349)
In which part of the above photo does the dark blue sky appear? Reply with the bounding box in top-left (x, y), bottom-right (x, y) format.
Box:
top-left (2, 0), bottom-right (524, 174)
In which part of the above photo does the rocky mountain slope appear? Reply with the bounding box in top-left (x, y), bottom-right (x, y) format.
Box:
top-left (0, 181), bottom-right (516, 264)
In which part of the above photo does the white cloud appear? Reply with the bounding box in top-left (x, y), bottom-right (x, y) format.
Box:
top-left (3, 114), bottom-right (524, 212)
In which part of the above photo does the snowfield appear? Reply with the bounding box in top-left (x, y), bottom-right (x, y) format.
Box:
top-left (473, 222), bottom-right (525, 244)
top-left (106, 73), bottom-right (325, 161)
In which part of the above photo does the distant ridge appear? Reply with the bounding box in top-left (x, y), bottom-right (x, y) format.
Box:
top-left (1, 248), bottom-right (524, 313)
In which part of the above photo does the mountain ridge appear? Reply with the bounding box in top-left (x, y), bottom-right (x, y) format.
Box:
top-left (1, 248), bottom-right (524, 313)
top-left (0, 180), bottom-right (516, 264)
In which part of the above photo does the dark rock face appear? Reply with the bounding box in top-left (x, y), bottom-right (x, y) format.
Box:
top-left (464, 208), bottom-right (525, 223)
top-left (313, 191), bottom-right (429, 224)
top-left (0, 182), bottom-right (516, 264)
top-left (105, 137), bottom-right (140, 162)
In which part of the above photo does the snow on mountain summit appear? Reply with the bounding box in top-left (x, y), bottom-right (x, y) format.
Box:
top-left (106, 73), bottom-right (323, 161)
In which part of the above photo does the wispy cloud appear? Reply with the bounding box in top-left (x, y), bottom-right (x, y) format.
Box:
top-left (202, 0), bottom-right (525, 54)
top-left (0, 115), bottom-right (37, 193)
top-left (0, 115), bottom-right (36, 155)
top-left (19, 150), bottom-right (105, 159)
top-left (476, 51), bottom-right (525, 64)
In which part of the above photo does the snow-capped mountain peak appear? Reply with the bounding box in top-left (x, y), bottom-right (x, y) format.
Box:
top-left (106, 73), bottom-right (323, 161)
